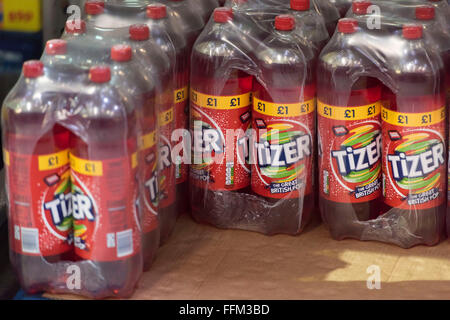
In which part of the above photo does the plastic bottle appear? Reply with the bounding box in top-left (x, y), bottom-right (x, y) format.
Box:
top-left (147, 4), bottom-right (190, 216)
top-left (380, 24), bottom-right (446, 246)
top-left (109, 44), bottom-right (160, 271)
top-left (3, 60), bottom-right (72, 294)
top-left (190, 8), bottom-right (253, 228)
top-left (318, 19), bottom-right (384, 239)
top-left (70, 65), bottom-right (142, 297)
top-left (251, 15), bottom-right (315, 234)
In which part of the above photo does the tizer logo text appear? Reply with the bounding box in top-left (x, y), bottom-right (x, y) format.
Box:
top-left (388, 142), bottom-right (444, 180)
top-left (145, 175), bottom-right (158, 203)
top-left (256, 134), bottom-right (311, 168)
top-left (44, 193), bottom-right (72, 226)
top-left (332, 134), bottom-right (381, 175)
top-left (72, 192), bottom-right (95, 222)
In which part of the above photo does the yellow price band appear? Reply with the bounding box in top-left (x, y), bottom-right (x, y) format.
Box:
top-left (39, 150), bottom-right (70, 171)
top-left (70, 154), bottom-right (103, 177)
top-left (381, 106), bottom-right (445, 127)
top-left (318, 101), bottom-right (381, 121)
top-left (174, 86), bottom-right (189, 104)
top-left (4, 150), bottom-right (10, 167)
top-left (253, 97), bottom-right (316, 117)
top-left (141, 131), bottom-right (157, 150)
top-left (159, 108), bottom-right (174, 126)
top-left (132, 152), bottom-right (138, 169)
top-left (191, 90), bottom-right (251, 110)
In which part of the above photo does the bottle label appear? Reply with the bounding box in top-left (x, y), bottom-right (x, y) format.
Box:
top-left (5, 149), bottom-right (72, 256)
top-left (158, 107), bottom-right (176, 209)
top-left (190, 89), bottom-right (251, 191)
top-left (318, 101), bottom-right (382, 203)
top-left (382, 106), bottom-right (446, 209)
top-left (174, 86), bottom-right (189, 185)
top-left (251, 96), bottom-right (315, 199)
top-left (140, 131), bottom-right (159, 234)
top-left (71, 153), bottom-right (141, 262)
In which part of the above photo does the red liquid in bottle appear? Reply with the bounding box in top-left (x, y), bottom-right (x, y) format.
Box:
top-left (3, 61), bottom-right (72, 294)
top-left (70, 66), bottom-right (142, 298)
top-left (190, 8), bottom-right (253, 228)
top-left (318, 19), bottom-right (384, 240)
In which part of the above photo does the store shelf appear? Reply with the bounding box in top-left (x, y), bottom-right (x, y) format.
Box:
top-left (45, 212), bottom-right (450, 300)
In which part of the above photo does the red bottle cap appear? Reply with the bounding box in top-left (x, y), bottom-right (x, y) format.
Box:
top-left (85, 1), bottom-right (105, 15)
top-left (45, 39), bottom-right (67, 55)
top-left (275, 15), bottom-right (295, 31)
top-left (129, 24), bottom-right (150, 41)
top-left (111, 44), bottom-right (132, 62)
top-left (213, 7), bottom-right (233, 23)
top-left (338, 18), bottom-right (358, 34)
top-left (290, 0), bottom-right (310, 11)
top-left (415, 6), bottom-right (435, 20)
top-left (65, 20), bottom-right (86, 34)
top-left (23, 60), bottom-right (44, 78)
top-left (90, 66), bottom-right (111, 83)
top-left (402, 24), bottom-right (423, 39)
top-left (352, 1), bottom-right (372, 15)
top-left (147, 4), bottom-right (167, 19)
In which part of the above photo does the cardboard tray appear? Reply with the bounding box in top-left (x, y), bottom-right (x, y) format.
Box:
top-left (46, 213), bottom-right (450, 300)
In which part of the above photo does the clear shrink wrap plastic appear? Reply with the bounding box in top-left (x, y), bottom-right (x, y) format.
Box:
top-left (224, 0), bottom-right (340, 36)
top-left (2, 6), bottom-right (178, 298)
top-left (317, 16), bottom-right (447, 248)
top-left (83, 0), bottom-right (192, 243)
top-left (3, 53), bottom-right (144, 298)
top-left (190, 7), bottom-right (319, 235)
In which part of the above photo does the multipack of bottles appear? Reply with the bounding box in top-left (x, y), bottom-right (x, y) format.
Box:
top-left (190, 4), bottom-right (325, 235)
top-left (318, 0), bottom-right (449, 248)
top-left (2, 0), bottom-right (219, 299)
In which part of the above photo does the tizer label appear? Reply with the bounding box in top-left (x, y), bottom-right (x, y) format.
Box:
top-left (174, 85), bottom-right (189, 185)
top-left (5, 149), bottom-right (72, 256)
top-left (318, 100), bottom-right (382, 203)
top-left (252, 93), bottom-right (315, 199)
top-left (141, 130), bottom-right (159, 234)
top-left (158, 106), bottom-right (176, 209)
top-left (190, 87), bottom-right (252, 191)
top-left (382, 105), bottom-right (446, 209)
top-left (71, 152), bottom-right (141, 261)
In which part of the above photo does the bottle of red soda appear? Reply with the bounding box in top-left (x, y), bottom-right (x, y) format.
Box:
top-left (190, 8), bottom-right (253, 228)
top-left (318, 19), bottom-right (384, 239)
top-left (3, 60), bottom-right (72, 293)
top-left (381, 24), bottom-right (446, 247)
top-left (70, 65), bottom-right (142, 297)
top-left (251, 15), bottom-right (315, 235)
top-left (109, 44), bottom-right (160, 271)
top-left (147, 5), bottom-right (191, 226)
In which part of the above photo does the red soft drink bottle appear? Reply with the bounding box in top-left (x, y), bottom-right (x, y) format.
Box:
top-left (3, 60), bottom-right (72, 293)
top-left (70, 66), bottom-right (142, 297)
top-left (109, 44), bottom-right (160, 271)
top-left (251, 15), bottom-right (315, 234)
top-left (190, 8), bottom-right (253, 228)
top-left (381, 25), bottom-right (446, 247)
top-left (318, 19), bottom-right (384, 239)
top-left (147, 5), bottom-right (191, 222)
top-left (127, 24), bottom-right (177, 245)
